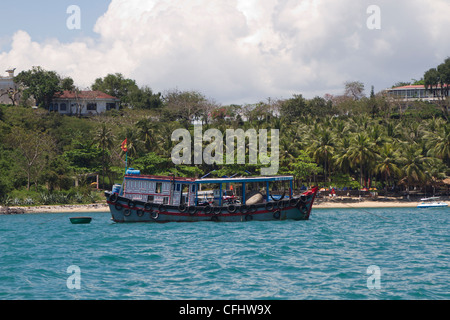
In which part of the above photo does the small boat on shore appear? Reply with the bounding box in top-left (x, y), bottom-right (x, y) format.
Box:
top-left (105, 170), bottom-right (318, 223)
top-left (417, 197), bottom-right (448, 208)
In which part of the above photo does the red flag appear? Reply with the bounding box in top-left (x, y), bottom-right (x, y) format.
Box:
top-left (121, 139), bottom-right (128, 152)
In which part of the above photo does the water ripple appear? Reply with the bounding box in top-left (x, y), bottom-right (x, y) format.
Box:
top-left (0, 208), bottom-right (449, 299)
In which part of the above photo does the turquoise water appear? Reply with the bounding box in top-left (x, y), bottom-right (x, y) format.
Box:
top-left (0, 207), bottom-right (448, 300)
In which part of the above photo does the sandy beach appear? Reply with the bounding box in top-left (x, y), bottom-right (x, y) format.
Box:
top-left (313, 200), bottom-right (418, 209)
top-left (0, 198), bottom-right (426, 214)
top-left (1, 203), bottom-right (110, 214)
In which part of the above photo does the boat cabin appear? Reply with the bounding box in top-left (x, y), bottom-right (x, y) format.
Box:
top-left (115, 169), bottom-right (295, 207)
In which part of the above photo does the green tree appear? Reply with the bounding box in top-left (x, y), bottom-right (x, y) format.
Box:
top-left (375, 143), bottom-right (401, 193)
top-left (60, 77), bottom-right (76, 91)
top-left (63, 141), bottom-right (102, 175)
top-left (93, 123), bottom-right (115, 189)
top-left (426, 123), bottom-right (450, 166)
top-left (14, 66), bottom-right (62, 107)
top-left (307, 129), bottom-right (335, 186)
top-left (291, 151), bottom-right (320, 188)
top-left (8, 127), bottom-right (55, 190)
top-left (346, 132), bottom-right (378, 188)
top-left (280, 94), bottom-right (308, 119)
top-left (92, 73), bottom-right (162, 109)
top-left (133, 152), bottom-right (172, 175)
top-left (163, 89), bottom-right (208, 125)
top-left (127, 85), bottom-right (163, 109)
top-left (91, 73), bottom-right (138, 102)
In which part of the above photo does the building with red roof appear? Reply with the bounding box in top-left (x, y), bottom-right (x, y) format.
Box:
top-left (51, 90), bottom-right (120, 115)
top-left (384, 84), bottom-right (449, 102)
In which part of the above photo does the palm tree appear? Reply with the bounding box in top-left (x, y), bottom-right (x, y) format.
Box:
top-left (93, 123), bottom-right (115, 189)
top-left (346, 132), bottom-right (378, 188)
top-left (399, 143), bottom-right (431, 196)
top-left (154, 122), bottom-right (180, 158)
top-left (427, 123), bottom-right (450, 166)
top-left (333, 136), bottom-right (352, 175)
top-left (375, 143), bottom-right (401, 194)
top-left (307, 128), bottom-right (335, 187)
top-left (136, 117), bottom-right (158, 153)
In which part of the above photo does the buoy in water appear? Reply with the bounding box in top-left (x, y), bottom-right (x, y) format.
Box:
top-left (70, 217), bottom-right (92, 224)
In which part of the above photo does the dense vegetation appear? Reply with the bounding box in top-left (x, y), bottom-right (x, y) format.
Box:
top-left (0, 61), bottom-right (449, 206)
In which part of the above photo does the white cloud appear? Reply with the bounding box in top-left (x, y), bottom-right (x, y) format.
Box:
top-left (1, 0), bottom-right (450, 104)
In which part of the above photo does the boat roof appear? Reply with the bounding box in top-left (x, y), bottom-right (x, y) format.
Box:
top-left (124, 174), bottom-right (196, 182)
top-left (124, 174), bottom-right (293, 184)
top-left (196, 175), bottom-right (293, 184)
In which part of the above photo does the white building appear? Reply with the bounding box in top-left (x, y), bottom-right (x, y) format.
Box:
top-left (383, 84), bottom-right (449, 102)
top-left (0, 68), bottom-right (19, 105)
top-left (51, 90), bottom-right (120, 115)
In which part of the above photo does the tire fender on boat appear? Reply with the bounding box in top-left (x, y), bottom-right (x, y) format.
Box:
top-left (178, 203), bottom-right (188, 213)
top-left (265, 202), bottom-right (274, 212)
top-left (245, 214), bottom-right (253, 221)
top-left (188, 206), bottom-right (197, 215)
top-left (151, 211), bottom-right (159, 220)
top-left (213, 206), bottom-right (222, 215)
top-left (115, 203), bottom-right (123, 211)
top-left (144, 202), bottom-right (153, 212)
top-left (109, 193), bottom-right (118, 203)
top-left (128, 200), bottom-right (136, 209)
top-left (228, 204), bottom-right (237, 213)
top-left (240, 205), bottom-right (249, 214)
top-left (204, 205), bottom-right (212, 214)
top-left (124, 209), bottom-right (131, 217)
top-left (289, 198), bottom-right (298, 207)
top-left (136, 209), bottom-right (144, 217)
top-left (273, 209), bottom-right (281, 220)
top-left (158, 204), bottom-right (166, 212)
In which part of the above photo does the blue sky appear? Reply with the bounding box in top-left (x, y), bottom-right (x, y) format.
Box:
top-left (0, 0), bottom-right (110, 48)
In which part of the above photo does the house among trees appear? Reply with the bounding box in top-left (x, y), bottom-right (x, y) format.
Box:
top-left (384, 84), bottom-right (449, 103)
top-left (50, 90), bottom-right (120, 115)
top-left (0, 68), bottom-right (19, 105)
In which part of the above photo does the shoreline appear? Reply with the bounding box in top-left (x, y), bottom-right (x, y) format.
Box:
top-left (1, 203), bottom-right (110, 215)
top-left (0, 199), bottom-right (426, 214)
top-left (313, 200), bottom-right (418, 209)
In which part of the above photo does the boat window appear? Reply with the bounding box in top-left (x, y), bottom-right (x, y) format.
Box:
top-left (156, 182), bottom-right (162, 193)
top-left (163, 197), bottom-right (169, 205)
top-left (176, 184), bottom-right (181, 191)
top-left (191, 185), bottom-right (196, 192)
top-left (147, 195), bottom-right (154, 203)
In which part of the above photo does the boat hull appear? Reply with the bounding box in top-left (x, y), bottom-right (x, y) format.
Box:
top-left (105, 189), bottom-right (317, 223)
top-left (70, 217), bottom-right (92, 224)
top-left (417, 203), bottom-right (448, 208)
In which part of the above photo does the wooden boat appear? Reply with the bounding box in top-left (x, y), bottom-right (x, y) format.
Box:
top-left (70, 217), bottom-right (92, 224)
top-left (417, 197), bottom-right (448, 208)
top-left (105, 170), bottom-right (318, 223)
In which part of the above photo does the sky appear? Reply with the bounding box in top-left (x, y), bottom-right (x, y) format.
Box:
top-left (1, 0), bottom-right (450, 105)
